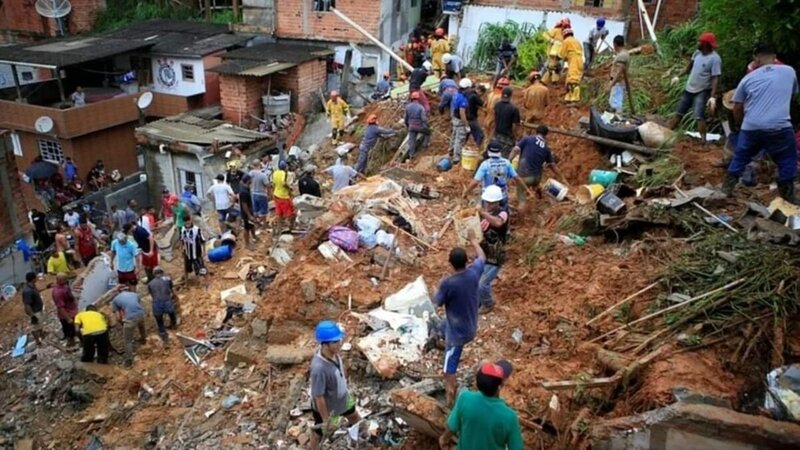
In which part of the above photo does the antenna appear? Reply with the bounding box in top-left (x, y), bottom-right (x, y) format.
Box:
top-left (35, 0), bottom-right (72, 36)
top-left (34, 116), bottom-right (55, 134)
top-left (137, 92), bottom-right (154, 110)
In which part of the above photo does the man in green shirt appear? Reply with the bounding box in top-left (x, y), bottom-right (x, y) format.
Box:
top-left (440, 360), bottom-right (523, 450)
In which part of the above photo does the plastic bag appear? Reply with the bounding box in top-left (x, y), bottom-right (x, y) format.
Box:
top-left (329, 226), bottom-right (360, 252)
top-left (638, 121), bottom-right (675, 148)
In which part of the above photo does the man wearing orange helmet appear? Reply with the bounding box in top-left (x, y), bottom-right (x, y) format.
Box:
top-left (485, 77), bottom-right (509, 133)
top-left (559, 27), bottom-right (584, 103)
top-left (356, 115), bottom-right (397, 174)
top-left (431, 27), bottom-right (450, 79)
top-left (523, 71), bottom-right (548, 123)
top-left (542, 18), bottom-right (569, 85)
top-left (667, 32), bottom-right (722, 142)
top-left (405, 91), bottom-right (430, 159)
top-left (326, 91), bottom-right (350, 145)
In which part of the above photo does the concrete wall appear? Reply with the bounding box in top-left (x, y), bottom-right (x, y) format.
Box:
top-left (0, 135), bottom-right (32, 249)
top-left (470, 0), bottom-right (625, 17)
top-left (0, 0), bottom-right (106, 44)
top-left (151, 56), bottom-right (207, 97)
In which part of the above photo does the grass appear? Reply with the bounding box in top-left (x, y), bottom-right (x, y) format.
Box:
top-left (523, 235), bottom-right (556, 269)
top-left (634, 155), bottom-right (684, 189)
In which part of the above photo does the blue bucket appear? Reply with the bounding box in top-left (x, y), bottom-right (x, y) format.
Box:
top-left (589, 170), bottom-right (619, 187)
top-left (208, 244), bottom-right (233, 263)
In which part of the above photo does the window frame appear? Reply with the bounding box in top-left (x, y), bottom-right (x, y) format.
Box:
top-left (37, 139), bottom-right (64, 164)
top-left (181, 63), bottom-right (195, 83)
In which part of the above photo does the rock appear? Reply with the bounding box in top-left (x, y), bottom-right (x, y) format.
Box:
top-left (224, 345), bottom-right (258, 367)
top-left (14, 438), bottom-right (33, 450)
top-left (74, 363), bottom-right (121, 383)
top-left (55, 359), bottom-right (74, 371)
top-left (265, 345), bottom-right (314, 365)
top-left (251, 319), bottom-right (268, 340)
top-left (68, 383), bottom-right (100, 404)
top-left (300, 279), bottom-right (316, 303)
top-left (374, 358), bottom-right (400, 379)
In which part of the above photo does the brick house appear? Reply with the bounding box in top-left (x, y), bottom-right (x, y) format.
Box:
top-left (0, 0), bottom-right (106, 44)
top-left (0, 131), bottom-right (34, 286)
top-left (212, 42), bottom-right (332, 125)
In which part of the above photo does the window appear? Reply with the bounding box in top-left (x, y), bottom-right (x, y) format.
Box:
top-left (181, 64), bottom-right (195, 82)
top-left (10, 133), bottom-right (22, 156)
top-left (178, 169), bottom-right (204, 198)
top-left (21, 71), bottom-right (33, 81)
top-left (313, 0), bottom-right (334, 12)
top-left (585, 0), bottom-right (613, 6)
top-left (38, 139), bottom-right (63, 164)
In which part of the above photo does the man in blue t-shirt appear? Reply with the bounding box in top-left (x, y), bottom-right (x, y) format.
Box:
top-left (449, 78), bottom-right (473, 163)
top-left (509, 125), bottom-right (566, 212)
top-left (433, 233), bottom-right (485, 407)
top-left (462, 140), bottom-right (532, 210)
top-left (723, 42), bottom-right (798, 203)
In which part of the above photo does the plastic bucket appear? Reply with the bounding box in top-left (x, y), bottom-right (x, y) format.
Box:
top-left (589, 169), bottom-right (619, 187)
top-left (462, 149), bottom-right (480, 171)
top-left (208, 244), bottom-right (233, 263)
top-left (597, 192), bottom-right (626, 215)
top-left (543, 178), bottom-right (568, 201)
top-left (576, 184), bottom-right (605, 205)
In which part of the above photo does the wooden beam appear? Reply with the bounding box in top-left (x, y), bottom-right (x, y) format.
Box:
top-left (585, 282), bottom-right (658, 326)
top-left (521, 124), bottom-right (659, 156)
top-left (541, 375), bottom-right (621, 391)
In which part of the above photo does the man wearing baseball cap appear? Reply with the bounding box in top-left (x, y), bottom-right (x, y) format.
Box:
top-left (667, 32), bottom-right (722, 143)
top-left (440, 360), bottom-right (523, 450)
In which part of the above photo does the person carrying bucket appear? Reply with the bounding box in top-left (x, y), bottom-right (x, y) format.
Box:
top-left (309, 321), bottom-right (361, 450)
top-left (542, 18), bottom-right (570, 85)
top-left (462, 140), bottom-right (533, 211)
top-left (476, 185), bottom-right (510, 312)
top-left (508, 125), bottom-right (565, 213)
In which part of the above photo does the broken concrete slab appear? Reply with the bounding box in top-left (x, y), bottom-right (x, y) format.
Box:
top-left (251, 319), bottom-right (268, 340)
top-left (265, 345), bottom-right (314, 365)
top-left (390, 388), bottom-right (447, 438)
top-left (224, 344), bottom-right (259, 367)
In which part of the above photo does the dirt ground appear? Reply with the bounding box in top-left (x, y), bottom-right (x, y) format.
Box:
top-left (0, 78), bottom-right (785, 449)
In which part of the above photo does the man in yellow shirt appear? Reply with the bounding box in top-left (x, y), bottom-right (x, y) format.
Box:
top-left (325, 91), bottom-right (350, 146)
top-left (559, 28), bottom-right (584, 103)
top-left (430, 28), bottom-right (450, 79)
top-left (271, 160), bottom-right (294, 234)
top-left (523, 71), bottom-right (549, 123)
top-left (542, 18), bottom-right (569, 85)
top-left (74, 304), bottom-right (110, 364)
top-left (47, 251), bottom-right (69, 275)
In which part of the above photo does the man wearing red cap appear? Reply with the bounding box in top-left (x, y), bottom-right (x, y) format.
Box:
top-left (431, 27), bottom-right (450, 79)
top-left (667, 32), bottom-right (722, 142)
top-left (404, 91), bottom-right (430, 159)
top-left (440, 360), bottom-right (523, 450)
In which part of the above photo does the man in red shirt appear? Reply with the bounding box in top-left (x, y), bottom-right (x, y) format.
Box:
top-left (74, 216), bottom-right (98, 266)
top-left (52, 273), bottom-right (78, 347)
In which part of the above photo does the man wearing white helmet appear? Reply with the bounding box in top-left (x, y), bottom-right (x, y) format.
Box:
top-left (442, 53), bottom-right (464, 81)
top-left (476, 184), bottom-right (510, 311)
top-left (449, 78), bottom-right (473, 163)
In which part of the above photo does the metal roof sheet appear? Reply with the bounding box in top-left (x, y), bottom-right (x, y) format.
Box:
top-left (136, 113), bottom-right (268, 146)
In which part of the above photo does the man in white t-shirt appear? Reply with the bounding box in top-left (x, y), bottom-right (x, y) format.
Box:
top-left (206, 174), bottom-right (235, 230)
top-left (63, 207), bottom-right (81, 229)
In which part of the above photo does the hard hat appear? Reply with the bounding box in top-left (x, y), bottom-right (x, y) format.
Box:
top-left (367, 114), bottom-right (378, 124)
top-left (497, 77), bottom-right (510, 87)
top-left (597, 17), bottom-right (606, 27)
top-left (442, 53), bottom-right (452, 64)
top-left (422, 60), bottom-right (433, 71)
top-left (459, 78), bottom-right (473, 89)
top-left (482, 185), bottom-right (504, 203)
top-left (563, 28), bottom-right (574, 37)
top-left (528, 70), bottom-right (541, 81)
top-left (437, 157), bottom-right (453, 172)
top-left (330, 90), bottom-right (339, 97)
top-left (410, 91), bottom-right (421, 100)
top-left (698, 32), bottom-right (718, 48)
top-left (315, 320), bottom-right (344, 343)
top-left (435, 27), bottom-right (445, 37)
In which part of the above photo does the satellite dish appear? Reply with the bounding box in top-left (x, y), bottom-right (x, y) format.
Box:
top-left (137, 92), bottom-right (154, 110)
top-left (34, 116), bottom-right (54, 134)
top-left (35, 0), bottom-right (72, 19)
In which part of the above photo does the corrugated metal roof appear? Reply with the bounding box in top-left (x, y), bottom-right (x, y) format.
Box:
top-left (0, 37), bottom-right (154, 68)
top-left (211, 61), bottom-right (298, 77)
top-left (104, 20), bottom-right (250, 57)
top-left (136, 113), bottom-right (268, 146)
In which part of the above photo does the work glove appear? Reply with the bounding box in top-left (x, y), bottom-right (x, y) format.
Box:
top-left (670, 76), bottom-right (680, 86)
top-left (464, 126), bottom-right (471, 134)
top-left (706, 97), bottom-right (717, 114)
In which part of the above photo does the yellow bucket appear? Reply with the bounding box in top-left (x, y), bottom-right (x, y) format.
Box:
top-left (511, 156), bottom-right (519, 171)
top-left (462, 149), bottom-right (480, 171)
top-left (576, 184), bottom-right (605, 205)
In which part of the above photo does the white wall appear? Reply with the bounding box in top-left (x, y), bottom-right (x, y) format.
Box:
top-left (150, 55), bottom-right (206, 97)
top-left (0, 64), bottom-right (43, 89)
top-left (452, 5), bottom-right (627, 66)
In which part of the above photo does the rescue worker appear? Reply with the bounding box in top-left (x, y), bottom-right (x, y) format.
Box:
top-left (356, 115), bottom-right (397, 174)
top-left (492, 87), bottom-right (521, 158)
top-left (405, 91), bottom-right (430, 159)
top-left (509, 125), bottom-right (565, 213)
top-left (523, 71), bottom-right (548, 124)
top-left (437, 73), bottom-right (459, 114)
top-left (485, 77), bottom-right (509, 134)
top-left (560, 28), bottom-right (584, 103)
top-left (542, 18), bottom-right (569, 85)
top-left (723, 43), bottom-right (798, 203)
top-left (431, 27), bottom-right (450, 79)
top-left (442, 53), bottom-right (464, 80)
top-left (372, 72), bottom-right (392, 100)
top-left (449, 78), bottom-right (473, 164)
top-left (325, 91), bottom-right (350, 146)
top-left (409, 61), bottom-right (432, 112)
top-left (476, 185), bottom-right (509, 311)
top-left (584, 17), bottom-right (608, 72)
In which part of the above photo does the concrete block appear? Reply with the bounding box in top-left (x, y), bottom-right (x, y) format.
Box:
top-left (224, 344), bottom-right (258, 367)
top-left (265, 345), bottom-right (314, 365)
top-left (251, 318), bottom-right (268, 340)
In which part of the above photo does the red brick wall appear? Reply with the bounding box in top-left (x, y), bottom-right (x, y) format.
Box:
top-left (203, 53), bottom-right (224, 107)
top-left (275, 0), bottom-right (381, 44)
top-left (270, 59), bottom-right (327, 115)
top-left (471, 0), bottom-right (626, 18)
top-left (149, 93), bottom-right (192, 118)
top-left (220, 74), bottom-right (267, 125)
top-left (0, 0), bottom-right (106, 43)
top-left (627, 0), bottom-right (698, 42)
top-left (0, 133), bottom-right (32, 248)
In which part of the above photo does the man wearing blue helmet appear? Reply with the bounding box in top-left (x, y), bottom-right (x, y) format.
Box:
top-left (309, 320), bottom-right (360, 449)
top-left (584, 17), bottom-right (609, 72)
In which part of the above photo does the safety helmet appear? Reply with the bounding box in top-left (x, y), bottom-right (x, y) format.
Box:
top-left (367, 114), bottom-right (378, 124)
top-left (597, 17), bottom-right (606, 28)
top-left (563, 28), bottom-right (574, 37)
top-left (435, 27), bottom-right (445, 37)
top-left (422, 60), bottom-right (433, 71)
top-left (497, 77), bottom-right (510, 87)
top-left (315, 320), bottom-right (344, 343)
top-left (482, 185), bottom-right (504, 203)
top-left (410, 91), bottom-right (421, 100)
top-left (459, 78), bottom-right (473, 89)
top-left (330, 90), bottom-right (339, 97)
top-left (442, 53), bottom-right (452, 64)
top-left (437, 157), bottom-right (453, 172)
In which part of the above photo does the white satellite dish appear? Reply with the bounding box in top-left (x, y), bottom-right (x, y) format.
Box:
top-left (35, 0), bottom-right (72, 18)
top-left (34, 116), bottom-right (55, 134)
top-left (137, 92), bottom-right (154, 110)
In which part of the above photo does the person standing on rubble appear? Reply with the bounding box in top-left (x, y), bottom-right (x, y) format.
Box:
top-left (449, 78), bottom-right (473, 164)
top-left (271, 160), bottom-right (296, 234)
top-left (442, 53), bottom-right (464, 81)
top-left (723, 43), bottom-right (798, 203)
top-left (476, 185), bottom-right (510, 311)
top-left (22, 272), bottom-right (45, 346)
top-left (560, 27), bottom-right (584, 104)
top-left (372, 72), bottom-right (393, 100)
top-left (356, 114), bottom-right (397, 174)
top-left (439, 361), bottom-right (523, 450)
top-left (52, 273), bottom-right (78, 348)
top-left (207, 174), bottom-right (236, 231)
top-left (494, 38), bottom-right (517, 85)
top-left (434, 231), bottom-right (486, 407)
top-left (237, 174), bottom-right (259, 250)
top-left (405, 91), bottom-right (430, 160)
top-left (179, 214), bottom-right (207, 280)
top-left (608, 35), bottom-right (630, 114)
top-left (124, 222), bottom-right (157, 282)
top-left (249, 161), bottom-right (271, 219)
top-left (584, 17), bottom-right (609, 72)
top-left (309, 321), bottom-right (361, 450)
top-left (666, 32), bottom-right (722, 143)
top-left (438, 73), bottom-right (459, 115)
top-left (467, 84), bottom-right (486, 148)
top-left (463, 140), bottom-right (532, 211)
top-left (431, 27), bottom-right (450, 79)
top-left (409, 61), bottom-right (433, 112)
top-left (523, 71), bottom-right (548, 124)
top-left (112, 284), bottom-right (146, 367)
top-left (326, 91), bottom-right (350, 146)
top-left (325, 156), bottom-right (363, 193)
top-left (74, 216), bottom-right (98, 266)
top-left (492, 87), bottom-right (522, 158)
top-left (74, 305), bottom-right (110, 364)
top-left (110, 231), bottom-right (140, 287)
top-left (509, 125), bottom-right (565, 213)
top-left (542, 18), bottom-right (569, 85)
top-left (147, 267), bottom-right (178, 344)
top-left (484, 77), bottom-right (509, 135)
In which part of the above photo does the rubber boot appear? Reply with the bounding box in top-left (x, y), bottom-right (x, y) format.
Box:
top-left (778, 180), bottom-right (797, 204)
top-left (721, 174), bottom-right (738, 196)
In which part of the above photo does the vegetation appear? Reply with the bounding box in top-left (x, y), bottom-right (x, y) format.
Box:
top-left (469, 21), bottom-right (543, 80)
top-left (94, 0), bottom-right (236, 33)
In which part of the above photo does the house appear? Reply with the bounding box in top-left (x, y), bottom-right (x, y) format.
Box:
top-left (211, 42), bottom-right (332, 124)
top-left (0, 0), bottom-right (106, 44)
top-left (0, 131), bottom-right (33, 286)
top-left (240, 0), bottom-right (422, 85)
